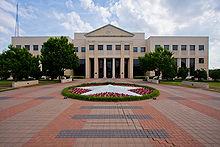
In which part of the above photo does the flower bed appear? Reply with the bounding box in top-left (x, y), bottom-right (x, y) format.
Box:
top-left (62, 82), bottom-right (159, 101)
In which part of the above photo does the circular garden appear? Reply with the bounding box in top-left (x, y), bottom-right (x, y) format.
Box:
top-left (62, 82), bottom-right (159, 101)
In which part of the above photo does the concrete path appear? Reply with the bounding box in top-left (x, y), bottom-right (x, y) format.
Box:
top-left (0, 79), bottom-right (219, 146)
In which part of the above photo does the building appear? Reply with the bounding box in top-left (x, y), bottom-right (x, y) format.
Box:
top-left (12, 24), bottom-right (209, 79)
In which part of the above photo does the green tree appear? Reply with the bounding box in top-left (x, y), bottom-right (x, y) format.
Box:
top-left (0, 54), bottom-right (10, 80)
top-left (139, 47), bottom-right (177, 79)
top-left (1, 45), bottom-right (40, 81)
top-left (194, 69), bottom-right (207, 81)
top-left (30, 56), bottom-right (42, 80)
top-left (41, 36), bottom-right (79, 79)
top-left (177, 67), bottom-right (189, 80)
top-left (209, 69), bottom-right (220, 81)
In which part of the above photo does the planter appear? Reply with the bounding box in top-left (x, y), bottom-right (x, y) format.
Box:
top-left (147, 79), bottom-right (159, 84)
top-left (12, 80), bottom-right (39, 88)
top-left (181, 81), bottom-right (209, 89)
top-left (61, 78), bottom-right (73, 83)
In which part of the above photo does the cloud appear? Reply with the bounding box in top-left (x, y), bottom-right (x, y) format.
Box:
top-left (65, 0), bottom-right (75, 9)
top-left (53, 11), bottom-right (93, 35)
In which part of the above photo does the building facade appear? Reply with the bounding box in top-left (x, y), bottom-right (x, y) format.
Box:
top-left (12, 24), bottom-right (209, 79)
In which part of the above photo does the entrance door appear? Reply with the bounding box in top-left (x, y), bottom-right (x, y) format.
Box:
top-left (106, 58), bottom-right (112, 78)
top-left (98, 58), bottom-right (104, 78)
top-left (115, 58), bottom-right (120, 78)
top-left (90, 58), bottom-right (94, 78)
top-left (124, 58), bottom-right (129, 78)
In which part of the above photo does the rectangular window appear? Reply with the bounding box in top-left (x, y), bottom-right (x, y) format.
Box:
top-left (181, 58), bottom-right (186, 67)
top-left (107, 45), bottom-right (112, 50)
top-left (81, 47), bottom-right (86, 52)
top-left (124, 45), bottom-right (130, 50)
top-left (98, 45), bottom-right (103, 50)
top-left (89, 45), bottom-right (94, 50)
top-left (164, 45), bottom-right (169, 50)
top-left (199, 58), bottom-right (204, 63)
top-left (172, 45), bottom-right (178, 51)
top-left (24, 45), bottom-right (30, 50)
top-left (155, 45), bottom-right (161, 49)
top-left (16, 45), bottom-right (21, 49)
top-left (74, 47), bottom-right (78, 52)
top-left (141, 47), bottom-right (146, 52)
top-left (33, 45), bottom-right (38, 51)
top-left (115, 45), bottom-right (121, 50)
top-left (190, 45), bottom-right (195, 51)
top-left (181, 45), bottom-right (187, 50)
top-left (133, 47), bottom-right (138, 52)
top-left (199, 45), bottom-right (204, 51)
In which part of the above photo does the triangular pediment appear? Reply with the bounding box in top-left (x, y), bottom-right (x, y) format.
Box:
top-left (85, 24), bottom-right (134, 37)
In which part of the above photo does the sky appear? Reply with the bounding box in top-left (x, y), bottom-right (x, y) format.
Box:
top-left (0, 0), bottom-right (220, 69)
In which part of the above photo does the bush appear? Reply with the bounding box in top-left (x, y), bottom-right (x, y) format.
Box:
top-left (209, 69), bottom-right (220, 81)
top-left (62, 82), bottom-right (160, 101)
top-left (177, 67), bottom-right (189, 80)
top-left (194, 69), bottom-right (207, 81)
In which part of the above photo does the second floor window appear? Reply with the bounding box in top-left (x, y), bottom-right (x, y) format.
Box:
top-left (164, 45), bottom-right (169, 50)
top-left (199, 58), bottom-right (204, 63)
top-left (172, 45), bottom-right (178, 50)
top-left (98, 45), bottom-right (103, 50)
top-left (190, 45), bottom-right (195, 51)
top-left (74, 47), bottom-right (78, 52)
top-left (33, 45), bottom-right (38, 51)
top-left (81, 47), bottom-right (86, 52)
top-left (199, 45), bottom-right (204, 51)
top-left (16, 45), bottom-right (21, 49)
top-left (116, 45), bottom-right (121, 50)
top-left (124, 45), bottom-right (130, 50)
top-left (89, 45), bottom-right (94, 50)
top-left (141, 47), bottom-right (146, 52)
top-left (24, 45), bottom-right (30, 50)
top-left (107, 45), bottom-right (112, 50)
top-left (155, 45), bottom-right (161, 49)
top-left (181, 45), bottom-right (187, 50)
top-left (133, 47), bottom-right (138, 52)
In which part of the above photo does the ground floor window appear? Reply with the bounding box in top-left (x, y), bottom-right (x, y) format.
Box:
top-left (74, 59), bottom-right (85, 77)
top-left (133, 59), bottom-right (145, 77)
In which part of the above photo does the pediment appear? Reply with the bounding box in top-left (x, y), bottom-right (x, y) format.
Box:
top-left (85, 24), bottom-right (134, 37)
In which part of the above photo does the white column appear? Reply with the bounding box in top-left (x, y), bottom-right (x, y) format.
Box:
top-left (120, 58), bottom-right (124, 79)
top-left (177, 58), bottom-right (181, 68)
top-left (112, 58), bottom-right (115, 78)
top-left (104, 58), bottom-right (106, 78)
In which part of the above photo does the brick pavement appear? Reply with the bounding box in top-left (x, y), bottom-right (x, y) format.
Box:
top-left (0, 79), bottom-right (219, 146)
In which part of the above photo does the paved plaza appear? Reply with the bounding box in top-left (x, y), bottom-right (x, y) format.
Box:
top-left (0, 79), bottom-right (220, 146)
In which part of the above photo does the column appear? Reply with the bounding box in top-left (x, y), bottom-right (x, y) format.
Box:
top-left (112, 58), bottom-right (115, 78)
top-left (129, 58), bottom-right (133, 79)
top-left (94, 57), bottom-right (98, 78)
top-left (85, 43), bottom-right (90, 78)
top-left (104, 58), bottom-right (106, 78)
top-left (177, 58), bottom-right (181, 68)
top-left (120, 58), bottom-right (124, 79)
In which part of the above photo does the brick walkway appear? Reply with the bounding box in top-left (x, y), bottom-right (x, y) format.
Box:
top-left (0, 79), bottom-right (220, 146)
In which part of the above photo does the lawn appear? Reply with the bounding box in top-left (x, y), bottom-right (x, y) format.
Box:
top-left (159, 80), bottom-right (220, 93)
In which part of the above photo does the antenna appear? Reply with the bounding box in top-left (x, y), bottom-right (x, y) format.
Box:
top-left (15, 1), bottom-right (19, 36)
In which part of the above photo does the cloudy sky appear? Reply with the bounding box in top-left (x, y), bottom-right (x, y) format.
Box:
top-left (0, 0), bottom-right (220, 68)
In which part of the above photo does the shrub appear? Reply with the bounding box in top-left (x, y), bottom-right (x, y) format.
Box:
top-left (62, 82), bottom-right (160, 101)
top-left (209, 69), bottom-right (220, 81)
top-left (177, 67), bottom-right (189, 80)
top-left (194, 69), bottom-right (207, 81)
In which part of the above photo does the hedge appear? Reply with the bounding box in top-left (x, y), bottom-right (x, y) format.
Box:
top-left (62, 82), bottom-right (160, 101)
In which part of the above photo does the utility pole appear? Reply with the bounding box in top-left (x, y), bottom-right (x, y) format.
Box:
top-left (15, 1), bottom-right (19, 37)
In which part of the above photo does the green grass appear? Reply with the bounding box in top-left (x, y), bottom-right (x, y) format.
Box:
top-left (38, 80), bottom-right (60, 85)
top-left (0, 80), bottom-right (13, 87)
top-left (160, 81), bottom-right (182, 86)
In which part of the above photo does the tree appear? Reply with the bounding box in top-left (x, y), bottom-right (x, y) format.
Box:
top-left (194, 69), bottom-right (207, 81)
top-left (0, 54), bottom-right (10, 80)
top-left (177, 67), bottom-right (189, 80)
top-left (30, 56), bottom-right (42, 80)
top-left (139, 47), bottom-right (177, 80)
top-left (41, 36), bottom-right (79, 79)
top-left (1, 45), bottom-right (40, 81)
top-left (209, 69), bottom-right (220, 81)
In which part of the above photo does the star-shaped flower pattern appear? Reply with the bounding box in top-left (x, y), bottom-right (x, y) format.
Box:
top-left (80, 84), bottom-right (142, 96)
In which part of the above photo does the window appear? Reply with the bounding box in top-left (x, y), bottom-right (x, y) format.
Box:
top-left (16, 45), bottom-right (21, 49)
top-left (133, 47), bottom-right (138, 52)
top-left (172, 45), bottom-right (178, 51)
top-left (115, 45), bottom-right (121, 50)
top-left (24, 45), bottom-right (30, 50)
top-left (199, 58), bottom-right (204, 63)
top-left (107, 45), bottom-right (112, 50)
top-left (164, 45), bottom-right (169, 50)
top-left (155, 45), bottom-right (161, 49)
top-left (33, 45), bottom-right (38, 51)
top-left (81, 47), bottom-right (86, 52)
top-left (98, 45), bottom-right (103, 50)
top-left (181, 45), bottom-right (187, 50)
top-left (74, 47), bottom-right (78, 52)
top-left (181, 58), bottom-right (186, 67)
top-left (124, 45), bottom-right (130, 50)
top-left (199, 45), bottom-right (204, 51)
top-left (141, 47), bottom-right (146, 52)
top-left (190, 45), bottom-right (195, 51)
top-left (89, 45), bottom-right (94, 50)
